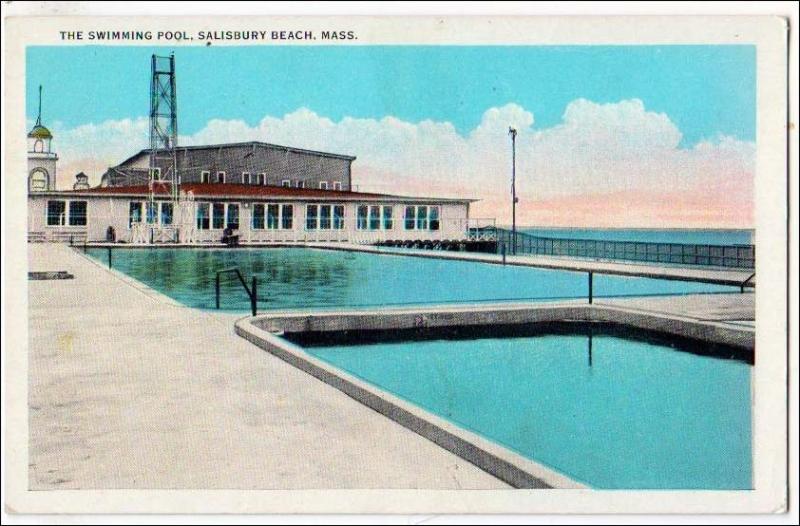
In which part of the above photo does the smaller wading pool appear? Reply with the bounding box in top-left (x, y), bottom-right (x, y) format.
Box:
top-left (284, 322), bottom-right (752, 490)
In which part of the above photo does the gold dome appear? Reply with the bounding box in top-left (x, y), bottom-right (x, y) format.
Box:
top-left (28, 124), bottom-right (53, 139)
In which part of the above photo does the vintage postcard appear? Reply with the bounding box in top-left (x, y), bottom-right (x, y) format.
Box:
top-left (2, 7), bottom-right (792, 518)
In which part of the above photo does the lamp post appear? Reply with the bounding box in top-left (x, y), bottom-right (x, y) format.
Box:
top-left (508, 127), bottom-right (518, 255)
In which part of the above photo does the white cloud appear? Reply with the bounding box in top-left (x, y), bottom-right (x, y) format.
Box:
top-left (45, 99), bottom-right (754, 226)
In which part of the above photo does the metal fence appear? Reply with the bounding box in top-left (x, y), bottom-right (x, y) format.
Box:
top-left (495, 228), bottom-right (755, 269)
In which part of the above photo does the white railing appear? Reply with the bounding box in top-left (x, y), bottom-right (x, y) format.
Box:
top-left (55, 217), bottom-right (496, 245)
top-left (27, 228), bottom-right (88, 243)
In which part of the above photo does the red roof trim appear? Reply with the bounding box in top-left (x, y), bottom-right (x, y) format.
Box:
top-left (56, 183), bottom-right (476, 203)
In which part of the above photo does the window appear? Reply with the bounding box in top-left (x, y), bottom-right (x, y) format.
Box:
top-left (416, 206), bottom-right (428, 230)
top-left (307, 203), bottom-right (344, 230)
top-left (212, 203), bottom-right (225, 229)
top-left (151, 167), bottom-right (161, 181)
top-left (29, 170), bottom-right (48, 191)
top-left (34, 139), bottom-right (44, 153)
top-left (357, 205), bottom-right (393, 230)
top-left (146, 201), bottom-right (158, 224)
top-left (333, 205), bottom-right (344, 229)
top-left (332, 181), bottom-right (342, 191)
top-left (47, 200), bottom-right (88, 227)
top-left (196, 203), bottom-right (210, 230)
top-left (252, 204), bottom-right (265, 229)
top-left (200, 170), bottom-right (210, 183)
top-left (257, 173), bottom-right (266, 185)
top-left (319, 181), bottom-right (328, 190)
top-left (46, 200), bottom-right (66, 226)
top-left (357, 205), bottom-right (368, 230)
top-left (266, 204), bottom-right (280, 229)
top-left (382, 206), bottom-right (393, 230)
top-left (429, 206), bottom-right (440, 231)
top-left (369, 206), bottom-right (381, 230)
top-left (227, 203), bottom-right (240, 229)
top-left (319, 205), bottom-right (332, 229)
top-left (295, 180), bottom-right (305, 189)
top-left (128, 201), bottom-right (172, 226)
top-left (403, 205), bottom-right (440, 230)
top-left (252, 203), bottom-right (294, 230)
top-left (216, 171), bottom-right (226, 184)
top-left (129, 202), bottom-right (143, 227)
top-left (404, 206), bottom-right (415, 230)
top-left (281, 179), bottom-right (291, 187)
top-left (306, 204), bottom-right (318, 230)
top-left (282, 205), bottom-right (294, 229)
top-left (68, 201), bottom-right (87, 226)
top-left (242, 172), bottom-right (251, 185)
top-left (160, 202), bottom-right (174, 225)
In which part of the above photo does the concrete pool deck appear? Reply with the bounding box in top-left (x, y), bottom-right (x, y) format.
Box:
top-left (26, 243), bottom-right (508, 489)
top-left (26, 242), bottom-right (754, 490)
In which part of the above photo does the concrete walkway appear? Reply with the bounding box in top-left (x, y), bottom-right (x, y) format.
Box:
top-left (312, 243), bottom-right (755, 287)
top-left (27, 243), bottom-right (507, 489)
top-left (598, 292), bottom-right (755, 328)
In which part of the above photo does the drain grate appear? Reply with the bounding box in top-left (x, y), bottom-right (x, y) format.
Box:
top-left (28, 271), bottom-right (74, 280)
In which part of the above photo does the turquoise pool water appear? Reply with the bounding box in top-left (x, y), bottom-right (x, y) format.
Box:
top-left (87, 247), bottom-right (740, 311)
top-left (301, 327), bottom-right (752, 489)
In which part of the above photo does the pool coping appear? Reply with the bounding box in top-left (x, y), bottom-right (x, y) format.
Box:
top-left (234, 303), bottom-right (754, 490)
top-left (81, 242), bottom-right (756, 287)
top-left (73, 246), bottom-right (188, 308)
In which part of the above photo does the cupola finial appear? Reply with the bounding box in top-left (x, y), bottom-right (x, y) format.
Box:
top-left (36, 85), bottom-right (42, 126)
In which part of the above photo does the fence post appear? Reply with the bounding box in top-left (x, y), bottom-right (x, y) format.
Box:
top-left (251, 276), bottom-right (258, 317)
top-left (501, 243), bottom-right (506, 265)
top-left (215, 273), bottom-right (221, 309)
top-left (107, 247), bottom-right (112, 268)
top-left (588, 271), bottom-right (593, 304)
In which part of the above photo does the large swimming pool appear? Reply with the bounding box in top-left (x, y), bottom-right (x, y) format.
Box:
top-left (296, 325), bottom-right (752, 489)
top-left (87, 247), bottom-right (740, 311)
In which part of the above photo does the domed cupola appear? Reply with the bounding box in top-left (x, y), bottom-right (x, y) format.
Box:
top-left (28, 86), bottom-right (54, 154)
top-left (28, 85), bottom-right (58, 192)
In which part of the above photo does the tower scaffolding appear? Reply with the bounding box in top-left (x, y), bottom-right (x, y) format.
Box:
top-left (148, 53), bottom-right (180, 242)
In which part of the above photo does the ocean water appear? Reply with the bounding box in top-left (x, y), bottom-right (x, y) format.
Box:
top-left (87, 247), bottom-right (739, 312)
top-left (304, 329), bottom-right (752, 489)
top-left (519, 228), bottom-right (753, 246)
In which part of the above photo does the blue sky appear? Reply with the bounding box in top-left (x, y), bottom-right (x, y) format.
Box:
top-left (27, 45), bottom-right (754, 147)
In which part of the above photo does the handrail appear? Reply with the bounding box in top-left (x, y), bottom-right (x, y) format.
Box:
top-left (494, 227), bottom-right (755, 269)
top-left (496, 241), bottom-right (741, 303)
top-left (740, 272), bottom-right (756, 293)
top-left (215, 267), bottom-right (259, 316)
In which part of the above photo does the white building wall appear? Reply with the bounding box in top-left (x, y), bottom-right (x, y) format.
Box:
top-left (28, 194), bottom-right (474, 244)
top-left (28, 195), bottom-right (127, 242)
top-left (28, 154), bottom-right (58, 192)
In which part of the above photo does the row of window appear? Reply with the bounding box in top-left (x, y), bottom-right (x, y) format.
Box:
top-left (198, 170), bottom-right (342, 190)
top-left (46, 200), bottom-right (87, 226)
top-left (253, 204), bottom-right (294, 230)
top-left (48, 200), bottom-right (442, 232)
top-left (129, 201), bottom-right (174, 227)
top-left (194, 202), bottom-right (240, 230)
top-left (194, 202), bottom-right (441, 232)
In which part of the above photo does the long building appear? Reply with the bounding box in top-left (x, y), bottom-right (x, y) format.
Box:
top-left (27, 121), bottom-right (486, 245)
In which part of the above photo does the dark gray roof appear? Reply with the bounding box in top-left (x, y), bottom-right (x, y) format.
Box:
top-left (117, 140), bottom-right (356, 167)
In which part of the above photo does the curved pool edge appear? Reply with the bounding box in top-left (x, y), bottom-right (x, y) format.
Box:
top-left (234, 315), bottom-right (586, 490)
top-left (235, 302), bottom-right (753, 490)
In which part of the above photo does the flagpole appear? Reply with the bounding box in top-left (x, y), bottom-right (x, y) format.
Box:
top-left (509, 127), bottom-right (517, 255)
